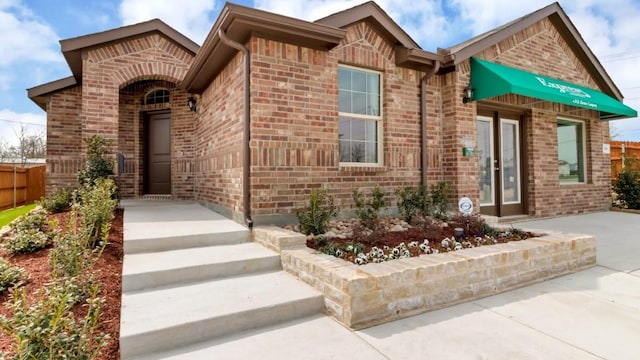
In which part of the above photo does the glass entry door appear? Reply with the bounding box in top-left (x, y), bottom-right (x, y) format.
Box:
top-left (477, 114), bottom-right (524, 216)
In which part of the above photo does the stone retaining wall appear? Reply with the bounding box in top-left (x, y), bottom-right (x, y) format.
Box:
top-left (252, 226), bottom-right (596, 329)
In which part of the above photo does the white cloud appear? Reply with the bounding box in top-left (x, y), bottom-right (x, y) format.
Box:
top-left (0, 109), bottom-right (46, 146)
top-left (0, 0), bottom-right (60, 67)
top-left (118, 0), bottom-right (221, 44)
top-left (254, 0), bottom-right (451, 50)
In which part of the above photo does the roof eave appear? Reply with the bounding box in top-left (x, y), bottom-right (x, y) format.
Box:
top-left (60, 19), bottom-right (200, 82)
top-left (315, 1), bottom-right (420, 49)
top-left (182, 3), bottom-right (345, 93)
top-left (27, 76), bottom-right (78, 110)
top-left (395, 47), bottom-right (440, 71)
top-left (443, 2), bottom-right (624, 100)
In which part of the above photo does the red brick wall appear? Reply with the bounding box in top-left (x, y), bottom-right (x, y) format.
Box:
top-left (45, 86), bottom-right (83, 194)
top-left (46, 33), bottom-right (196, 199)
top-left (247, 22), bottom-right (441, 222)
top-left (195, 53), bottom-right (245, 221)
top-left (457, 17), bottom-right (611, 216)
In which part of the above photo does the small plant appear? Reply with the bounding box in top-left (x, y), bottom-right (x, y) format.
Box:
top-left (612, 156), bottom-right (640, 209)
top-left (50, 207), bottom-right (106, 279)
top-left (39, 187), bottom-right (73, 214)
top-left (9, 209), bottom-right (47, 233)
top-left (77, 178), bottom-right (118, 247)
top-left (319, 242), bottom-right (341, 257)
top-left (353, 187), bottom-right (387, 229)
top-left (0, 259), bottom-right (25, 293)
top-left (395, 185), bottom-right (430, 223)
top-left (449, 213), bottom-right (491, 237)
top-left (296, 189), bottom-right (338, 235)
top-left (429, 181), bottom-right (450, 220)
top-left (0, 280), bottom-right (109, 360)
top-left (4, 228), bottom-right (49, 255)
top-left (77, 135), bottom-right (115, 186)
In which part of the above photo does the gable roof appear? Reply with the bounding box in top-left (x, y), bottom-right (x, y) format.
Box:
top-left (183, 1), bottom-right (438, 92)
top-left (314, 1), bottom-right (420, 49)
top-left (442, 2), bottom-right (623, 100)
top-left (61, 18), bottom-right (199, 80)
top-left (28, 19), bottom-right (199, 109)
top-left (182, 2), bottom-right (346, 92)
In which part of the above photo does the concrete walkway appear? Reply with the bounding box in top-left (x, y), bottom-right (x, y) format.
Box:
top-left (122, 206), bottom-right (640, 359)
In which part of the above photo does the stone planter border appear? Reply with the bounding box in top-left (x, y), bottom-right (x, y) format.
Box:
top-left (252, 226), bottom-right (596, 329)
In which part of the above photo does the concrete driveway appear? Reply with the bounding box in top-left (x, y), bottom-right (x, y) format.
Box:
top-left (178, 211), bottom-right (640, 360)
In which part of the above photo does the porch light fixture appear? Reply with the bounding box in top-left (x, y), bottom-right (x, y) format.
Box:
top-left (462, 84), bottom-right (474, 104)
top-left (187, 96), bottom-right (197, 112)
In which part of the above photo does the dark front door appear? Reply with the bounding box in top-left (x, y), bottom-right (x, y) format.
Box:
top-left (145, 111), bottom-right (171, 194)
top-left (477, 112), bottom-right (525, 217)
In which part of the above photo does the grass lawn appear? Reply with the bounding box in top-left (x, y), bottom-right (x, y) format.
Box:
top-left (0, 203), bottom-right (37, 228)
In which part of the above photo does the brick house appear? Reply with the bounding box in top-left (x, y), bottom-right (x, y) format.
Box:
top-left (28, 1), bottom-right (636, 226)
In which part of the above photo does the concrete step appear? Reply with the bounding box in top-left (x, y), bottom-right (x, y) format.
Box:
top-left (122, 242), bottom-right (282, 292)
top-left (132, 315), bottom-right (386, 360)
top-left (123, 202), bottom-right (249, 254)
top-left (120, 271), bottom-right (324, 359)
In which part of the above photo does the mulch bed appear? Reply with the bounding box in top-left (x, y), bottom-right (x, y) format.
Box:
top-left (305, 216), bottom-right (535, 264)
top-left (0, 208), bottom-right (123, 360)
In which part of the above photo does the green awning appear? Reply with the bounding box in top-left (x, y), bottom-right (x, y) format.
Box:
top-left (470, 57), bottom-right (637, 120)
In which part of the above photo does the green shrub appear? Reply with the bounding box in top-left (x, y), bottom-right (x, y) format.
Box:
top-left (296, 189), bottom-right (337, 235)
top-left (428, 181), bottom-right (450, 220)
top-left (0, 280), bottom-right (109, 360)
top-left (353, 187), bottom-right (387, 229)
top-left (39, 187), bottom-right (73, 214)
top-left (613, 157), bottom-right (640, 209)
top-left (9, 209), bottom-right (47, 233)
top-left (77, 178), bottom-right (118, 247)
top-left (395, 185), bottom-right (430, 223)
top-left (0, 259), bottom-right (25, 293)
top-left (4, 228), bottom-right (49, 255)
top-left (77, 135), bottom-right (114, 186)
top-left (50, 230), bottom-right (103, 279)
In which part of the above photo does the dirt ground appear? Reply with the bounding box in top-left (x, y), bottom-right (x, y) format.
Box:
top-left (0, 208), bottom-right (123, 359)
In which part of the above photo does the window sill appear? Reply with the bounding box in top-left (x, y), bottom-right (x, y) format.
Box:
top-left (559, 181), bottom-right (588, 186)
top-left (339, 163), bottom-right (387, 173)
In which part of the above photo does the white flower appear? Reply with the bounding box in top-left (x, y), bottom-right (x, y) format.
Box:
top-left (383, 245), bottom-right (390, 251)
top-left (402, 249), bottom-right (411, 257)
top-left (346, 244), bottom-right (354, 252)
top-left (392, 247), bottom-right (400, 256)
top-left (358, 252), bottom-right (368, 259)
top-left (441, 238), bottom-right (450, 248)
top-left (454, 243), bottom-right (463, 251)
top-left (355, 257), bottom-right (365, 265)
top-left (408, 241), bottom-right (418, 248)
top-left (377, 249), bottom-right (384, 257)
top-left (335, 249), bottom-right (343, 257)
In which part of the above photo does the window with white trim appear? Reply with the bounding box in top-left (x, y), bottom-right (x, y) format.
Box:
top-left (338, 65), bottom-right (382, 165)
top-left (557, 118), bottom-right (585, 183)
top-left (144, 88), bottom-right (170, 105)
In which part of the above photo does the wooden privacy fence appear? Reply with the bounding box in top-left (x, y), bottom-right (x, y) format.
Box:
top-left (0, 164), bottom-right (46, 211)
top-left (611, 141), bottom-right (640, 180)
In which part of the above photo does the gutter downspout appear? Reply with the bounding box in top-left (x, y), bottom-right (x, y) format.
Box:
top-left (218, 29), bottom-right (253, 229)
top-left (420, 60), bottom-right (441, 187)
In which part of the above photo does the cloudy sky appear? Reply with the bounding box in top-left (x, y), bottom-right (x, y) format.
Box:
top-left (1, 0), bottom-right (639, 144)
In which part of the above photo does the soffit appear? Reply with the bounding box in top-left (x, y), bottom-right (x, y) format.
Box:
top-left (27, 76), bottom-right (77, 110)
top-left (182, 3), bottom-right (346, 92)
